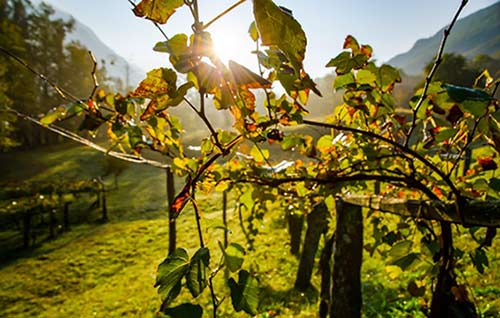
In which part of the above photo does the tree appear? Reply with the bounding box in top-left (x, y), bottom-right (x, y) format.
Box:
top-left (423, 53), bottom-right (478, 87)
top-left (0, 0), bottom-right (119, 149)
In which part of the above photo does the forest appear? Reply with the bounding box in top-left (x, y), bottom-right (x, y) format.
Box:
top-left (0, 0), bottom-right (499, 317)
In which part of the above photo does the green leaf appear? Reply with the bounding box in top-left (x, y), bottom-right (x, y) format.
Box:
top-left (253, 0), bottom-right (306, 72)
top-left (490, 178), bottom-right (500, 192)
top-left (228, 270), bottom-right (259, 315)
top-left (127, 126), bottom-right (144, 149)
top-left (132, 68), bottom-right (178, 99)
top-left (326, 51), bottom-right (352, 74)
top-left (470, 248), bottom-right (489, 274)
top-left (388, 240), bottom-right (412, 259)
top-left (356, 69), bottom-right (376, 86)
top-left (228, 60), bottom-right (272, 88)
top-left (316, 135), bottom-right (333, 153)
top-left (248, 21), bottom-right (259, 42)
top-left (281, 135), bottom-right (304, 151)
top-left (334, 73), bottom-right (355, 89)
top-left (186, 247), bottom-right (210, 298)
top-left (162, 303), bottom-right (203, 318)
top-left (133, 0), bottom-right (184, 24)
top-left (223, 243), bottom-right (245, 272)
top-left (155, 248), bottom-right (190, 306)
top-left (391, 252), bottom-right (420, 270)
top-left (442, 84), bottom-right (492, 102)
top-left (375, 64), bottom-right (401, 91)
top-left (295, 181), bottom-right (309, 197)
top-left (154, 34), bottom-right (189, 56)
top-left (352, 54), bottom-right (369, 70)
top-left (435, 128), bottom-right (458, 142)
top-left (239, 187), bottom-right (254, 210)
top-left (40, 106), bottom-right (65, 125)
top-left (493, 109), bottom-right (500, 121)
top-left (459, 100), bottom-right (489, 117)
top-left (79, 114), bottom-right (105, 132)
top-left (169, 82), bottom-right (194, 107)
top-left (251, 145), bottom-right (269, 163)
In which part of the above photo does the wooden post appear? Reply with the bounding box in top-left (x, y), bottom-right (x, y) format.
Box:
top-left (222, 190), bottom-right (228, 249)
top-left (288, 211), bottom-right (304, 256)
top-left (319, 233), bottom-right (335, 318)
top-left (429, 222), bottom-right (477, 318)
top-left (330, 200), bottom-right (363, 318)
top-left (294, 202), bottom-right (328, 291)
top-left (63, 202), bottom-right (70, 231)
top-left (166, 166), bottom-right (176, 255)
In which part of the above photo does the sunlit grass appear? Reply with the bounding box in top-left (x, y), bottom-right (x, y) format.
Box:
top-left (0, 143), bottom-right (498, 317)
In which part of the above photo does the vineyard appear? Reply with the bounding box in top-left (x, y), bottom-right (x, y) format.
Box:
top-left (1, 0), bottom-right (500, 317)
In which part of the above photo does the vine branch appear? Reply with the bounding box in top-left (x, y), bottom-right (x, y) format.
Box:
top-left (88, 51), bottom-right (99, 99)
top-left (405, 0), bottom-right (469, 145)
top-left (203, 0), bottom-right (247, 30)
top-left (7, 106), bottom-right (170, 169)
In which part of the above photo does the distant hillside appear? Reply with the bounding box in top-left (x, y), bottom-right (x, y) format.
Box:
top-left (388, 1), bottom-right (500, 75)
top-left (50, 8), bottom-right (145, 88)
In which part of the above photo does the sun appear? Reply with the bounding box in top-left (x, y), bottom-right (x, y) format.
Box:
top-left (210, 28), bottom-right (256, 67)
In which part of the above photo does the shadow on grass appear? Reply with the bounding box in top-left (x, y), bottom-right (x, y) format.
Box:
top-left (0, 222), bottom-right (105, 269)
top-left (361, 281), bottom-right (425, 318)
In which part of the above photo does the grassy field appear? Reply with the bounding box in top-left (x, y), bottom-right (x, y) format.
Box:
top-left (0, 142), bottom-right (499, 318)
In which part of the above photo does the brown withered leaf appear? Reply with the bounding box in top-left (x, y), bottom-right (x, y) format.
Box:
top-left (170, 176), bottom-right (192, 217)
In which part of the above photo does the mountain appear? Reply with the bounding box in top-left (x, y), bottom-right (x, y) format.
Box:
top-left (50, 7), bottom-right (145, 88)
top-left (388, 2), bottom-right (500, 75)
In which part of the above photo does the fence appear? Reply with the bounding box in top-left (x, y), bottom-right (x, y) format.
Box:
top-left (0, 179), bottom-right (107, 249)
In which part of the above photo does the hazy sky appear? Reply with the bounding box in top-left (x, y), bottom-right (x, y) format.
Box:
top-left (38, 0), bottom-right (498, 77)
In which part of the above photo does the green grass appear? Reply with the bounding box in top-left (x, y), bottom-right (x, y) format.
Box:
top-left (0, 143), bottom-right (499, 318)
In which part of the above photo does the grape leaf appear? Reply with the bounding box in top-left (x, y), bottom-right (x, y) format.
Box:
top-left (228, 60), bottom-right (272, 89)
top-left (155, 248), bottom-right (190, 306)
top-left (133, 0), bottom-right (184, 24)
top-left (222, 242), bottom-right (245, 272)
top-left (253, 0), bottom-right (306, 72)
top-left (443, 84), bottom-right (492, 102)
top-left (186, 247), bottom-right (210, 298)
top-left (228, 270), bottom-right (259, 315)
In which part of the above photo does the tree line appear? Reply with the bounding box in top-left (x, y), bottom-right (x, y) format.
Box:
top-left (0, 0), bottom-right (122, 151)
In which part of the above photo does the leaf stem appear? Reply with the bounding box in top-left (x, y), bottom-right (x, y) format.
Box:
top-left (255, 41), bottom-right (274, 120)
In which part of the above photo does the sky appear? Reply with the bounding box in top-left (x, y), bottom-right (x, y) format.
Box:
top-left (37, 0), bottom-right (499, 78)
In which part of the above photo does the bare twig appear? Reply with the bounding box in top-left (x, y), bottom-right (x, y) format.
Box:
top-left (88, 51), bottom-right (99, 99)
top-left (203, 0), bottom-right (247, 30)
top-left (8, 106), bottom-right (170, 169)
top-left (405, 0), bottom-right (469, 145)
top-left (447, 116), bottom-right (484, 178)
